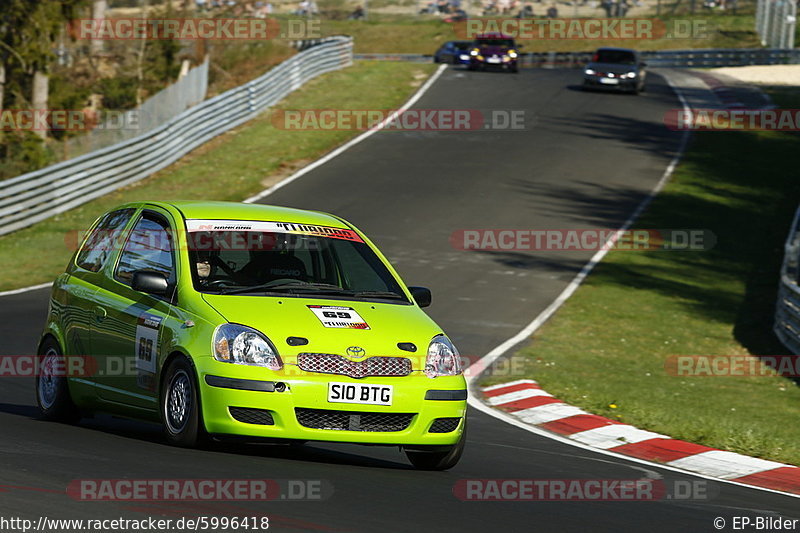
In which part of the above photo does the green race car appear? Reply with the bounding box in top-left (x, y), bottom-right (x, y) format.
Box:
top-left (37, 201), bottom-right (467, 470)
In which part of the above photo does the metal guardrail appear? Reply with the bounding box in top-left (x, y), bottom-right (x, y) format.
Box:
top-left (357, 48), bottom-right (800, 68)
top-left (0, 36), bottom-right (353, 237)
top-left (775, 206), bottom-right (800, 355)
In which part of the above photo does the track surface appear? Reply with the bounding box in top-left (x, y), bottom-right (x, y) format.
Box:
top-left (1, 68), bottom-right (797, 532)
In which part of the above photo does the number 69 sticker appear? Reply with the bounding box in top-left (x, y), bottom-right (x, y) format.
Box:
top-left (135, 313), bottom-right (163, 373)
top-left (308, 305), bottom-right (370, 330)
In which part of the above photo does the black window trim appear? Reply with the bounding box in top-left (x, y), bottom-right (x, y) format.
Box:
top-left (73, 207), bottom-right (137, 274)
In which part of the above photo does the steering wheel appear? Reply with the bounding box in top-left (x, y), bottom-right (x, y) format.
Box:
top-left (204, 279), bottom-right (234, 288)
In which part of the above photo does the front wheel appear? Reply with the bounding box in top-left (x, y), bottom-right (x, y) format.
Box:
top-left (405, 422), bottom-right (466, 470)
top-left (161, 356), bottom-right (206, 447)
top-left (35, 338), bottom-right (81, 423)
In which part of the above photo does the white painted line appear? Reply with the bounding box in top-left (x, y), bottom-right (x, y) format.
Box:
top-left (0, 282), bottom-right (52, 297)
top-left (667, 451), bottom-right (789, 480)
top-left (513, 403), bottom-right (587, 425)
top-left (465, 75), bottom-right (800, 498)
top-left (486, 388), bottom-right (552, 406)
top-left (568, 425), bottom-right (667, 450)
top-left (243, 64), bottom-right (448, 204)
top-left (481, 379), bottom-right (538, 392)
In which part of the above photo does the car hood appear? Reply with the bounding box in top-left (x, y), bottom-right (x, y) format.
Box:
top-left (201, 294), bottom-right (443, 365)
top-left (585, 62), bottom-right (638, 75)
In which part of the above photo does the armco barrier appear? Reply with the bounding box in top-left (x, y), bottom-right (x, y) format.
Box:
top-left (357, 48), bottom-right (800, 68)
top-left (775, 206), bottom-right (800, 355)
top-left (0, 36), bottom-right (353, 237)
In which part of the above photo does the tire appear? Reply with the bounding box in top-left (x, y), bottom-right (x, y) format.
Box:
top-left (35, 338), bottom-right (81, 424)
top-left (405, 421), bottom-right (466, 471)
top-left (160, 356), bottom-right (206, 447)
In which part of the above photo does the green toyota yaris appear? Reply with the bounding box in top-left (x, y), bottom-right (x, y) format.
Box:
top-left (37, 201), bottom-right (467, 470)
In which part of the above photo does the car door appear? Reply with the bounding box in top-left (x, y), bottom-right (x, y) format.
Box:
top-left (61, 208), bottom-right (137, 398)
top-left (92, 207), bottom-right (181, 410)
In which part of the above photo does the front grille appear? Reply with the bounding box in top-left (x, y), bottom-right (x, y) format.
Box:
top-left (229, 407), bottom-right (275, 425)
top-left (297, 353), bottom-right (412, 379)
top-left (295, 408), bottom-right (413, 432)
top-left (429, 417), bottom-right (461, 433)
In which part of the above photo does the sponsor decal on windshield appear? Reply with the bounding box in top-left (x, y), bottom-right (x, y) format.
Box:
top-left (185, 220), bottom-right (364, 243)
top-left (308, 305), bottom-right (370, 330)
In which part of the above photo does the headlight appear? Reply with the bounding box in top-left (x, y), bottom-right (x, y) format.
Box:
top-left (624, 71), bottom-right (637, 78)
top-left (508, 50), bottom-right (518, 58)
top-left (459, 54), bottom-right (469, 60)
top-left (470, 49), bottom-right (478, 56)
top-left (477, 54), bottom-right (484, 61)
top-left (425, 334), bottom-right (461, 378)
top-left (213, 324), bottom-right (282, 370)
top-left (584, 68), bottom-right (596, 75)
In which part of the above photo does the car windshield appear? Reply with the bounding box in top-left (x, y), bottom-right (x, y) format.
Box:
top-left (594, 50), bottom-right (637, 65)
top-left (185, 220), bottom-right (409, 303)
top-left (476, 38), bottom-right (515, 48)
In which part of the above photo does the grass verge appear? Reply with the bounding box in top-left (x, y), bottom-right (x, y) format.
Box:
top-left (481, 88), bottom-right (800, 466)
top-left (0, 61), bottom-right (436, 291)
top-left (321, 12), bottom-right (761, 53)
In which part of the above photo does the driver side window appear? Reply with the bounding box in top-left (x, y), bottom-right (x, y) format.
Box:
top-left (115, 213), bottom-right (175, 286)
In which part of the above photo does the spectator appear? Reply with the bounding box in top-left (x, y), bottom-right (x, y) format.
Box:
top-left (546, 3), bottom-right (558, 16)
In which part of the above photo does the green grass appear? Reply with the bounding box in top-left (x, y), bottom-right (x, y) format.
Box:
top-left (481, 88), bottom-right (800, 466)
top-left (320, 12), bottom-right (761, 53)
top-left (0, 61), bottom-right (436, 291)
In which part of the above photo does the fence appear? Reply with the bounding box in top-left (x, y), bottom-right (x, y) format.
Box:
top-left (356, 48), bottom-right (800, 68)
top-left (62, 57), bottom-right (210, 160)
top-left (775, 206), bottom-right (800, 355)
top-left (756, 0), bottom-right (797, 49)
top-left (0, 36), bottom-right (353, 237)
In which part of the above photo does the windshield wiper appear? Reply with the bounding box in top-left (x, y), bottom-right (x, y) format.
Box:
top-left (353, 291), bottom-right (406, 300)
top-left (220, 282), bottom-right (353, 296)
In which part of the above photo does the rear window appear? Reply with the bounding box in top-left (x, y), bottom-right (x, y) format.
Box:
top-left (594, 50), bottom-right (637, 65)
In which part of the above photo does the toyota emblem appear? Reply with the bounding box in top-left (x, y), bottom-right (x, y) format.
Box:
top-left (346, 346), bottom-right (366, 358)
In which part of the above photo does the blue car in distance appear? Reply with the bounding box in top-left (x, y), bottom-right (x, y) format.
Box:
top-left (434, 41), bottom-right (474, 65)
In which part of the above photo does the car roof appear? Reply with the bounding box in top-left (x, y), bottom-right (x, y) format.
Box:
top-left (595, 47), bottom-right (638, 53)
top-left (476, 33), bottom-right (514, 39)
top-left (137, 201), bottom-right (350, 229)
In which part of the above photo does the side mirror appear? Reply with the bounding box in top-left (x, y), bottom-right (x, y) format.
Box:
top-left (132, 270), bottom-right (170, 296)
top-left (408, 286), bottom-right (432, 308)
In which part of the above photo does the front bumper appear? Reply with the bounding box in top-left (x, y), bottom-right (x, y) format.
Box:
top-left (583, 75), bottom-right (637, 90)
top-left (196, 358), bottom-right (467, 446)
top-left (470, 57), bottom-right (517, 69)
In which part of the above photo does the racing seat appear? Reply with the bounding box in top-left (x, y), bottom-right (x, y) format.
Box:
top-left (240, 251), bottom-right (308, 284)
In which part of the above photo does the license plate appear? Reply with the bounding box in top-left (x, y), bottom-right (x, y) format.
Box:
top-left (600, 78), bottom-right (619, 85)
top-left (487, 57), bottom-right (501, 64)
top-left (328, 382), bottom-right (393, 406)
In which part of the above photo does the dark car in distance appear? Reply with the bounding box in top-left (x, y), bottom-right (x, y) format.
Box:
top-left (434, 41), bottom-right (474, 65)
top-left (467, 33), bottom-right (520, 73)
top-left (582, 47), bottom-right (647, 94)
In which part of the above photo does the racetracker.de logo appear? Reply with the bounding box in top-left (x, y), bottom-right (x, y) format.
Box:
top-left (450, 229), bottom-right (715, 252)
top-left (0, 109), bottom-right (139, 132)
top-left (452, 18), bottom-right (710, 40)
top-left (69, 18), bottom-right (284, 40)
top-left (665, 108), bottom-right (800, 131)
top-left (271, 109), bottom-right (526, 131)
top-left (67, 479), bottom-right (331, 501)
top-left (453, 479), bottom-right (714, 501)
top-left (665, 355), bottom-right (800, 377)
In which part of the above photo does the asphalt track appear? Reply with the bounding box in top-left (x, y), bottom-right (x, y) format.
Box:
top-left (0, 67), bottom-right (798, 532)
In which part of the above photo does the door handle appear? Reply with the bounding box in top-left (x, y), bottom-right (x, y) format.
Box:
top-left (93, 306), bottom-right (107, 322)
